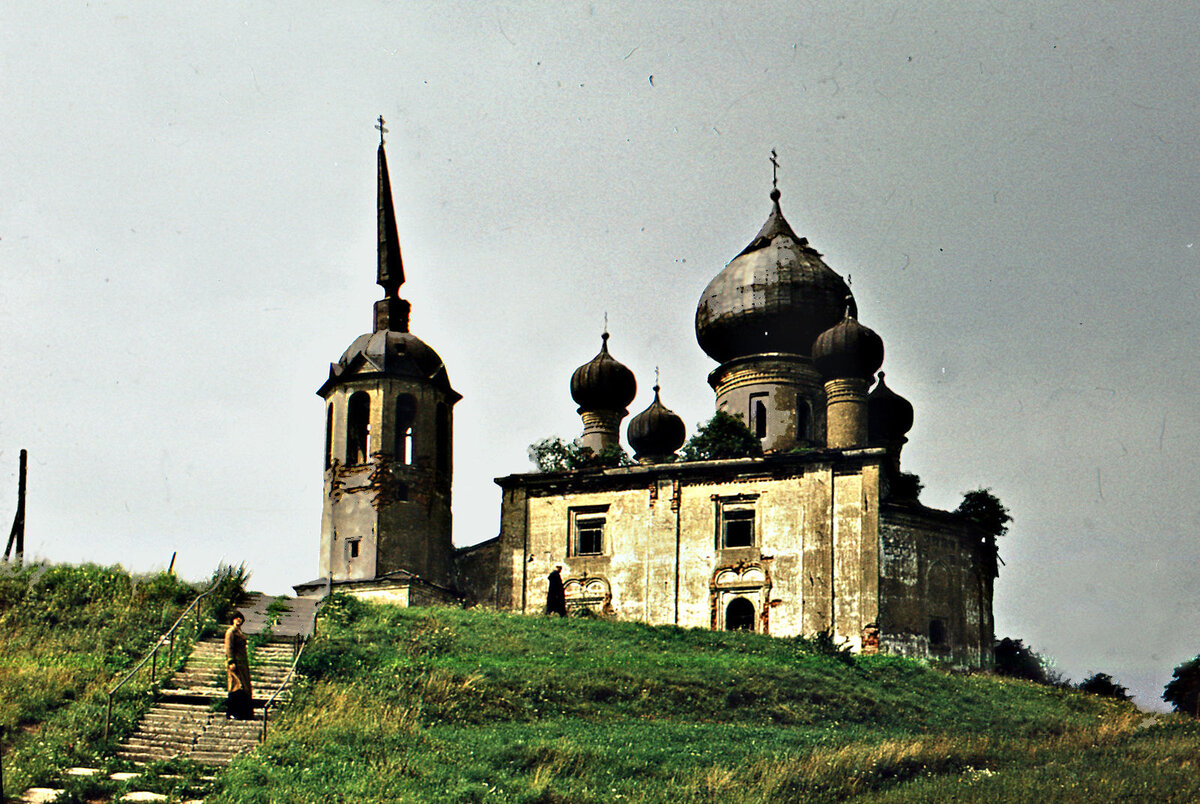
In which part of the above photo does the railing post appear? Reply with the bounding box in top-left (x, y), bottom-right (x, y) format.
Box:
top-left (150, 644), bottom-right (157, 683)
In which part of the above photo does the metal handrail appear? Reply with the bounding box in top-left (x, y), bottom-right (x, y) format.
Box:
top-left (103, 573), bottom-right (226, 742)
top-left (260, 598), bottom-right (324, 742)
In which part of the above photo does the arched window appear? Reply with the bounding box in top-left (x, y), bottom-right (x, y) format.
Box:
top-left (346, 391), bottom-right (371, 465)
top-left (725, 597), bottom-right (755, 631)
top-left (435, 402), bottom-right (450, 473)
top-left (395, 394), bottom-right (417, 465)
top-left (324, 404), bottom-right (333, 469)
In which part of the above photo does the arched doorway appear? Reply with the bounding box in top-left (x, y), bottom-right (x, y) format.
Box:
top-left (726, 597), bottom-right (755, 631)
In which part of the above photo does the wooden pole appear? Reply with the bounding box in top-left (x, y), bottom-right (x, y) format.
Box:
top-left (4, 450), bottom-right (27, 567)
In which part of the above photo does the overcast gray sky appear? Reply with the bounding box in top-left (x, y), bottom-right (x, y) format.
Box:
top-left (3, 2), bottom-right (1198, 710)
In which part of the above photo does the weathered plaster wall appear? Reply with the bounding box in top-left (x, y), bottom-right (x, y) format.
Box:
top-left (494, 455), bottom-right (883, 643)
top-left (453, 537), bottom-right (501, 607)
top-left (879, 503), bottom-right (993, 668)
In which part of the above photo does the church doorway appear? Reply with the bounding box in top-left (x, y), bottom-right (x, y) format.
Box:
top-left (725, 597), bottom-right (755, 631)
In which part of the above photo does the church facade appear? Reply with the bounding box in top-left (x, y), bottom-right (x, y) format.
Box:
top-left (297, 133), bottom-right (995, 668)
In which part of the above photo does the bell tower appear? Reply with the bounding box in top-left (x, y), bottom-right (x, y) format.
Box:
top-left (311, 119), bottom-right (460, 593)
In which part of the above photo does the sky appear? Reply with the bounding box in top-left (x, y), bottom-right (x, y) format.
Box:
top-left (2, 2), bottom-right (1198, 710)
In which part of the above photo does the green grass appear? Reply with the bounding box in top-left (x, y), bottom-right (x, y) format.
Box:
top-left (204, 598), bottom-right (1193, 803)
top-left (0, 562), bottom-right (204, 798)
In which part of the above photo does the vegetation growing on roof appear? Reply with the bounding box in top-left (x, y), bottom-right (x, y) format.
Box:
top-left (678, 411), bottom-right (763, 461)
top-left (527, 437), bottom-right (632, 472)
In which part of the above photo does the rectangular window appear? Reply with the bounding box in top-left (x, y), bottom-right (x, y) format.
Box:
top-left (575, 516), bottom-right (605, 555)
top-left (348, 539), bottom-right (360, 559)
top-left (722, 507), bottom-right (755, 548)
top-left (569, 505), bottom-right (609, 557)
top-left (749, 393), bottom-right (769, 439)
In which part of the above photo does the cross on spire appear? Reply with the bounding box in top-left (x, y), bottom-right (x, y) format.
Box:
top-left (769, 149), bottom-right (780, 190)
top-left (376, 115), bottom-right (388, 145)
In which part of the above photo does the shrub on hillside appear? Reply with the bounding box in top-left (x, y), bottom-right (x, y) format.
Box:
top-left (994, 637), bottom-right (1063, 685)
top-left (1163, 656), bottom-right (1200, 717)
top-left (1078, 672), bottom-right (1131, 701)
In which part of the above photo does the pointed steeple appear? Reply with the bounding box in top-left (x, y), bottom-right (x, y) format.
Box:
top-left (372, 116), bottom-right (411, 333)
top-left (377, 135), bottom-right (404, 292)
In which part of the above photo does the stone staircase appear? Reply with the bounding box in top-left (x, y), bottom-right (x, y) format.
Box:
top-left (114, 594), bottom-right (316, 767)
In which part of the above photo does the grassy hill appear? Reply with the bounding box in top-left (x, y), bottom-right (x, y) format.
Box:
top-left (0, 562), bottom-right (235, 799)
top-left (208, 598), bottom-right (1200, 803)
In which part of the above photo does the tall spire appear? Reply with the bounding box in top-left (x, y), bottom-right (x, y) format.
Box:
top-left (376, 116), bottom-right (404, 293)
top-left (373, 116), bottom-right (411, 333)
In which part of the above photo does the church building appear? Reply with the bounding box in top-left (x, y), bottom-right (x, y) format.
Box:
top-left (297, 130), bottom-right (995, 668)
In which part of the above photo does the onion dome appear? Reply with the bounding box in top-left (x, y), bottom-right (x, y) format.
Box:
top-left (812, 298), bottom-right (885, 380)
top-left (318, 329), bottom-right (458, 398)
top-left (868, 372), bottom-right (914, 443)
top-left (570, 332), bottom-right (637, 412)
top-left (627, 384), bottom-right (687, 461)
top-left (696, 188), bottom-right (850, 363)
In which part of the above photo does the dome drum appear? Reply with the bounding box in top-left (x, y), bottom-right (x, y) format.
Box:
top-left (709, 354), bottom-right (826, 453)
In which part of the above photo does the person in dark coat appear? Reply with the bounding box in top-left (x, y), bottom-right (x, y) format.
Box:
top-left (546, 565), bottom-right (567, 616)
top-left (225, 610), bottom-right (254, 720)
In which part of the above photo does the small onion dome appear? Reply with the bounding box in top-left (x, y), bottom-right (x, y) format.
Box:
top-left (812, 299), bottom-right (885, 380)
top-left (696, 188), bottom-right (850, 363)
top-left (627, 385), bottom-right (687, 461)
top-left (570, 332), bottom-right (637, 412)
top-left (868, 372), bottom-right (914, 443)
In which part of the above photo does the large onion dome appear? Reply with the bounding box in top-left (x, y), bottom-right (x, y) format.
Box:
top-left (570, 332), bottom-right (637, 412)
top-left (868, 372), bottom-right (914, 443)
top-left (812, 299), bottom-right (885, 381)
top-left (627, 384), bottom-right (686, 462)
top-left (696, 189), bottom-right (850, 363)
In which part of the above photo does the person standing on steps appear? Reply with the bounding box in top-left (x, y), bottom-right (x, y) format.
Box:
top-left (225, 610), bottom-right (254, 720)
top-left (546, 564), bottom-right (567, 617)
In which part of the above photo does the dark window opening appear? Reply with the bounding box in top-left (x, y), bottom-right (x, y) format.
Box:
top-left (348, 540), bottom-right (360, 559)
top-left (726, 598), bottom-right (755, 631)
top-left (929, 618), bottom-right (946, 646)
top-left (346, 391), bottom-right (371, 465)
top-left (395, 481), bottom-right (408, 502)
top-left (797, 402), bottom-right (809, 443)
top-left (575, 517), bottom-right (605, 556)
top-left (324, 404), bottom-right (333, 469)
top-left (435, 402), bottom-right (450, 473)
top-left (750, 394), bottom-right (768, 439)
top-left (395, 394), bottom-right (417, 463)
top-left (722, 508), bottom-right (755, 548)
